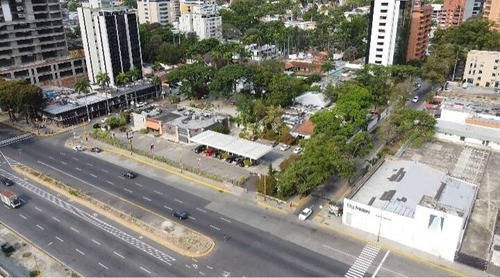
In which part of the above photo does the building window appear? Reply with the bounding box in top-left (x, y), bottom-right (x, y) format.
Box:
top-left (377, 42), bottom-right (383, 45)
top-left (460, 136), bottom-right (465, 141)
top-left (496, 59), bottom-right (499, 63)
top-left (380, 23), bottom-right (386, 26)
top-left (380, 16), bottom-right (387, 20)
top-left (376, 55), bottom-right (382, 58)
top-left (479, 70), bottom-right (482, 74)
top-left (378, 35), bottom-right (384, 39)
top-left (478, 77), bottom-right (482, 80)
top-left (381, 9), bottom-right (387, 13)
top-left (379, 29), bottom-right (385, 33)
top-left (494, 66), bottom-right (498, 70)
top-left (381, 2), bottom-right (388, 6)
top-left (375, 60), bottom-right (382, 64)
top-left (493, 73), bottom-right (496, 77)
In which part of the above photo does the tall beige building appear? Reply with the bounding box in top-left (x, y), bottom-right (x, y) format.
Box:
top-left (483, 0), bottom-right (500, 31)
top-left (137, 0), bottom-right (180, 25)
top-left (463, 50), bottom-right (500, 88)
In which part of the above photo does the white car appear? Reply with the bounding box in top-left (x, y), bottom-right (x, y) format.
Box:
top-left (136, 101), bottom-right (147, 107)
top-left (411, 96), bottom-right (419, 103)
top-left (293, 147), bottom-right (303, 154)
top-left (280, 144), bottom-right (290, 151)
top-left (101, 117), bottom-right (108, 123)
top-left (73, 145), bottom-right (84, 152)
top-left (298, 208), bottom-right (313, 221)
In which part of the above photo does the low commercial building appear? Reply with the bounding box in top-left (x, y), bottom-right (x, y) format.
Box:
top-left (284, 20), bottom-right (316, 30)
top-left (163, 113), bottom-right (226, 143)
top-left (244, 44), bottom-right (280, 61)
top-left (463, 50), bottom-right (500, 88)
top-left (343, 159), bottom-right (477, 261)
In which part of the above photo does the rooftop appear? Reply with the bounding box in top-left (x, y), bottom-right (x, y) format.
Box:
top-left (294, 91), bottom-right (331, 108)
top-left (442, 94), bottom-right (500, 117)
top-left (351, 160), bottom-right (477, 218)
top-left (436, 119), bottom-right (500, 143)
top-left (190, 130), bottom-right (273, 160)
top-left (165, 113), bottom-right (218, 130)
top-left (293, 120), bottom-right (315, 136)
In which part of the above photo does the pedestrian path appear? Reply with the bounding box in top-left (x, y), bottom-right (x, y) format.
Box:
top-left (345, 244), bottom-right (380, 278)
top-left (0, 133), bottom-right (34, 148)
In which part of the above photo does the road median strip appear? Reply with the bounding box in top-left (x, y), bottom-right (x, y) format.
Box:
top-left (14, 164), bottom-right (215, 258)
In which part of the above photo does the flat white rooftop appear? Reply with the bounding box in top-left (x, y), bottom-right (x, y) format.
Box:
top-left (190, 130), bottom-right (273, 160)
top-left (351, 160), bottom-right (477, 218)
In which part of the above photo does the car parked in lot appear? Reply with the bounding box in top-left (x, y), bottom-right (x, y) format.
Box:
top-left (122, 171), bottom-right (137, 179)
top-left (171, 211), bottom-right (188, 220)
top-left (93, 123), bottom-right (101, 129)
top-left (280, 144), bottom-right (290, 151)
top-left (211, 151), bottom-right (223, 159)
top-left (205, 148), bottom-right (214, 157)
top-left (298, 208), bottom-right (313, 221)
top-left (225, 155), bottom-right (237, 163)
top-left (73, 145), bottom-right (84, 152)
top-left (270, 141), bottom-right (279, 148)
top-left (412, 96), bottom-right (419, 103)
top-left (293, 147), bottom-right (303, 154)
top-left (90, 147), bottom-right (102, 153)
top-left (193, 145), bottom-right (206, 154)
top-left (0, 177), bottom-right (14, 186)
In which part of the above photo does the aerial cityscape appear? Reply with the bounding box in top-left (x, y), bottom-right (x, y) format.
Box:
top-left (0, 0), bottom-right (500, 277)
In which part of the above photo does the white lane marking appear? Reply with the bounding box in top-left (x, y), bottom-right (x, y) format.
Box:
top-left (35, 207), bottom-right (42, 212)
top-left (154, 190), bottom-right (163, 195)
top-left (196, 208), bottom-right (207, 213)
top-left (135, 182), bottom-right (143, 187)
top-left (19, 214), bottom-right (27, 219)
top-left (188, 216), bottom-right (196, 220)
top-left (323, 244), bottom-right (357, 259)
top-left (47, 241), bottom-right (53, 246)
top-left (19, 198), bottom-right (26, 202)
top-left (61, 161), bottom-right (67, 165)
top-left (210, 225), bottom-right (220, 231)
top-left (206, 266), bottom-right (213, 270)
top-left (192, 258), bottom-right (198, 262)
top-left (220, 217), bottom-right (232, 223)
top-left (199, 271), bottom-right (205, 276)
top-left (98, 262), bottom-right (109, 270)
top-left (92, 239), bottom-right (101, 245)
top-left (143, 196), bottom-right (152, 202)
top-left (59, 152), bottom-right (65, 156)
top-left (48, 156), bottom-right (54, 159)
top-left (371, 251), bottom-right (390, 278)
top-left (36, 224), bottom-right (44, 230)
top-left (87, 163), bottom-right (93, 167)
top-left (185, 264), bottom-right (191, 269)
top-left (106, 180), bottom-right (114, 185)
top-left (174, 199), bottom-right (183, 203)
top-left (76, 167), bottom-right (82, 171)
top-left (52, 216), bottom-right (60, 222)
top-left (73, 157), bottom-right (79, 161)
top-left (75, 249), bottom-right (85, 256)
top-left (90, 174), bottom-right (97, 178)
top-left (124, 188), bottom-right (133, 193)
top-left (101, 169), bottom-right (108, 173)
top-left (70, 227), bottom-right (80, 233)
top-left (113, 251), bottom-right (125, 259)
top-left (140, 267), bottom-right (151, 274)
top-left (55, 236), bottom-right (64, 242)
top-left (164, 205), bottom-right (172, 211)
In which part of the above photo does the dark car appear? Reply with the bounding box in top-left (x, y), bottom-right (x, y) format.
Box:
top-left (92, 123), bottom-right (101, 129)
top-left (171, 211), bottom-right (188, 220)
top-left (0, 177), bottom-right (14, 186)
top-left (270, 141), bottom-right (279, 148)
top-left (193, 145), bottom-right (206, 154)
top-left (211, 151), bottom-right (223, 159)
top-left (225, 155), bottom-right (237, 163)
top-left (90, 147), bottom-right (102, 153)
top-left (122, 171), bottom-right (137, 179)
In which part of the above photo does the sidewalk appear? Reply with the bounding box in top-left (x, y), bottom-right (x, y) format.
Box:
top-left (0, 113), bottom-right (78, 137)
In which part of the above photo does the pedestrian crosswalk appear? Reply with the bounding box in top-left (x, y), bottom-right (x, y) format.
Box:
top-left (345, 244), bottom-right (380, 278)
top-left (0, 133), bottom-right (34, 148)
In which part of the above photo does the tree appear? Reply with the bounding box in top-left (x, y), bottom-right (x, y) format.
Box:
top-left (74, 78), bottom-right (91, 122)
top-left (127, 67), bottom-right (142, 107)
top-left (68, 0), bottom-right (79, 11)
top-left (165, 62), bottom-right (214, 99)
top-left (379, 108), bottom-right (437, 147)
top-left (123, 0), bottom-right (137, 8)
top-left (157, 43), bottom-right (185, 65)
top-left (321, 62), bottom-right (335, 73)
top-left (116, 72), bottom-right (130, 85)
top-left (96, 72), bottom-right (111, 115)
top-left (266, 74), bottom-right (305, 107)
top-left (151, 75), bottom-right (162, 99)
top-left (262, 106), bottom-right (284, 134)
top-left (11, 82), bottom-right (44, 124)
top-left (209, 64), bottom-right (252, 98)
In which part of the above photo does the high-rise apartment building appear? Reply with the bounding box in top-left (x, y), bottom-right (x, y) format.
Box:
top-left (178, 0), bottom-right (221, 40)
top-left (366, 0), bottom-right (412, 66)
top-left (0, 0), bottom-right (87, 85)
top-left (406, 2), bottom-right (432, 62)
top-left (483, 0), bottom-right (500, 31)
top-left (78, 0), bottom-right (142, 86)
top-left (137, 0), bottom-right (180, 25)
top-left (463, 50), bottom-right (500, 88)
top-left (439, 0), bottom-right (482, 28)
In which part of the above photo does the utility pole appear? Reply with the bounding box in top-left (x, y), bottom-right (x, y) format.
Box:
top-left (127, 131), bottom-right (134, 155)
top-left (264, 176), bottom-right (267, 201)
top-left (82, 117), bottom-right (88, 141)
top-left (377, 209), bottom-right (383, 242)
top-left (179, 146), bottom-right (183, 173)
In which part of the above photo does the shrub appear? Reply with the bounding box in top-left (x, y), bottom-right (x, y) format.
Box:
top-left (222, 152), bottom-right (230, 160)
top-left (22, 252), bottom-right (32, 257)
top-left (239, 130), bottom-right (249, 139)
top-left (243, 159), bottom-right (252, 167)
top-left (280, 132), bottom-right (296, 145)
top-left (168, 95), bottom-right (180, 104)
top-left (254, 175), bottom-right (278, 196)
top-left (30, 270), bottom-right (41, 277)
top-left (279, 155), bottom-right (300, 171)
top-left (139, 128), bottom-right (148, 134)
top-left (210, 123), bottom-right (230, 134)
top-left (105, 117), bottom-right (127, 129)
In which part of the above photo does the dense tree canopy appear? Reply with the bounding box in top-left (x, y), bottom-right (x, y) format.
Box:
top-left (165, 62), bottom-right (214, 99)
top-left (0, 79), bottom-right (45, 123)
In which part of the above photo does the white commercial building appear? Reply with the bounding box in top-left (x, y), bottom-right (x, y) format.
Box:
top-left (343, 160), bottom-right (477, 261)
top-left (78, 0), bottom-right (143, 86)
top-left (244, 44), bottom-right (280, 61)
top-left (366, 0), bottom-right (412, 66)
top-left (435, 96), bottom-right (500, 151)
top-left (284, 20), bottom-right (316, 30)
top-left (178, 0), bottom-right (221, 40)
top-left (137, 0), bottom-right (180, 25)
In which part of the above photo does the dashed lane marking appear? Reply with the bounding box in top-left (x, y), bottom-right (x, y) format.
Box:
top-left (188, 216), bottom-right (196, 220)
top-left (36, 224), bottom-right (44, 230)
top-left (106, 180), bottom-right (114, 185)
top-left (220, 217), bottom-right (231, 223)
top-left (124, 188), bottom-right (133, 193)
top-left (47, 241), bottom-right (53, 246)
top-left (61, 161), bottom-right (67, 165)
top-left (90, 174), bottom-right (97, 178)
top-left (70, 227), bottom-right (80, 233)
top-left (92, 239), bottom-right (101, 245)
top-left (19, 214), bottom-right (27, 219)
top-left (154, 190), bottom-right (163, 195)
top-left (206, 266), bottom-right (213, 270)
top-left (87, 163), bottom-right (93, 167)
top-left (210, 225), bottom-right (220, 231)
top-left (196, 208), bottom-right (207, 213)
top-left (140, 267), bottom-right (151, 274)
top-left (164, 205), bottom-right (172, 210)
top-left (73, 157), bottom-right (79, 161)
top-left (98, 262), bottom-right (109, 270)
top-left (101, 169), bottom-right (108, 173)
top-left (113, 251), bottom-right (125, 259)
top-left (174, 199), bottom-right (183, 203)
top-left (49, 156), bottom-right (54, 159)
top-left (143, 196), bottom-right (152, 202)
top-left (59, 152), bottom-right (65, 156)
top-left (35, 207), bottom-right (42, 212)
top-left (76, 167), bottom-right (82, 171)
top-left (199, 271), bottom-right (205, 276)
top-left (55, 236), bottom-right (64, 242)
top-left (52, 216), bottom-right (60, 222)
top-left (75, 249), bottom-right (85, 256)
top-left (118, 176), bottom-right (125, 180)
top-left (135, 182), bottom-right (143, 187)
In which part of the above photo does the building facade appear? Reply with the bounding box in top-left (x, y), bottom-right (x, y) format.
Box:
top-left (366, 0), bottom-right (412, 66)
top-left (178, 0), bottom-right (221, 40)
top-left (483, 0), bottom-right (500, 31)
top-left (439, 0), bottom-right (482, 28)
top-left (463, 50), bottom-right (500, 88)
top-left (406, 3), bottom-right (432, 62)
top-left (137, 0), bottom-right (180, 25)
top-left (78, 0), bottom-right (143, 86)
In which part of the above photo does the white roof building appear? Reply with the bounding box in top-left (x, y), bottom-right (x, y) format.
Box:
top-left (178, 0), bottom-right (221, 40)
top-left (294, 92), bottom-right (331, 108)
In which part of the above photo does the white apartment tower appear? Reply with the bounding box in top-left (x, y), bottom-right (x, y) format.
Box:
top-left (178, 0), bottom-right (221, 40)
top-left (78, 0), bottom-right (142, 86)
top-left (137, 0), bottom-right (180, 25)
top-left (366, 0), bottom-right (412, 66)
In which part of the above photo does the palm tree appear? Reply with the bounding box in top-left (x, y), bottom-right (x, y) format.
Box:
top-left (151, 76), bottom-right (162, 99)
top-left (74, 78), bottom-right (91, 122)
top-left (96, 72), bottom-right (111, 115)
top-left (127, 67), bottom-right (141, 107)
top-left (116, 72), bottom-right (130, 108)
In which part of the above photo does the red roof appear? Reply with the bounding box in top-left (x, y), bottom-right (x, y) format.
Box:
top-left (295, 120), bottom-right (315, 135)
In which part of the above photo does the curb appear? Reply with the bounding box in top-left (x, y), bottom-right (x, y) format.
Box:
top-left (99, 145), bottom-right (231, 193)
top-left (256, 201), bottom-right (288, 214)
top-left (0, 222), bottom-right (82, 277)
top-left (314, 216), bottom-right (468, 277)
top-left (14, 165), bottom-right (215, 258)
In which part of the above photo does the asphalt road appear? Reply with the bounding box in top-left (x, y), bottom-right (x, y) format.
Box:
top-left (406, 81), bottom-right (434, 110)
top-left (0, 135), bottom-right (354, 277)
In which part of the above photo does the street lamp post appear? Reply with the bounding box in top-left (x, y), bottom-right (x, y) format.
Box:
top-left (377, 208), bottom-right (383, 242)
top-left (127, 130), bottom-right (134, 155)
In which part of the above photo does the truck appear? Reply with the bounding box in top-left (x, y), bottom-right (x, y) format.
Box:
top-left (0, 190), bottom-right (21, 208)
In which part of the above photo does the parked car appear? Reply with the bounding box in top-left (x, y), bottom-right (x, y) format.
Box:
top-left (136, 101), bottom-right (147, 107)
top-left (233, 157), bottom-right (244, 166)
top-left (0, 177), bottom-right (14, 186)
top-left (73, 145), bottom-right (84, 152)
top-left (90, 147), bottom-right (102, 153)
top-left (205, 148), bottom-right (214, 157)
top-left (193, 145), bottom-right (206, 154)
top-left (101, 117), bottom-right (108, 123)
top-left (172, 211), bottom-right (188, 220)
top-left (225, 155), bottom-right (237, 163)
top-left (280, 144), bottom-right (290, 151)
top-left (293, 147), bottom-right (303, 154)
top-left (298, 208), bottom-right (313, 221)
top-left (92, 123), bottom-right (101, 129)
top-left (212, 151), bottom-right (223, 159)
top-left (270, 141), bottom-right (279, 148)
top-left (412, 96), bottom-right (419, 103)
top-left (122, 171), bottom-right (137, 179)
